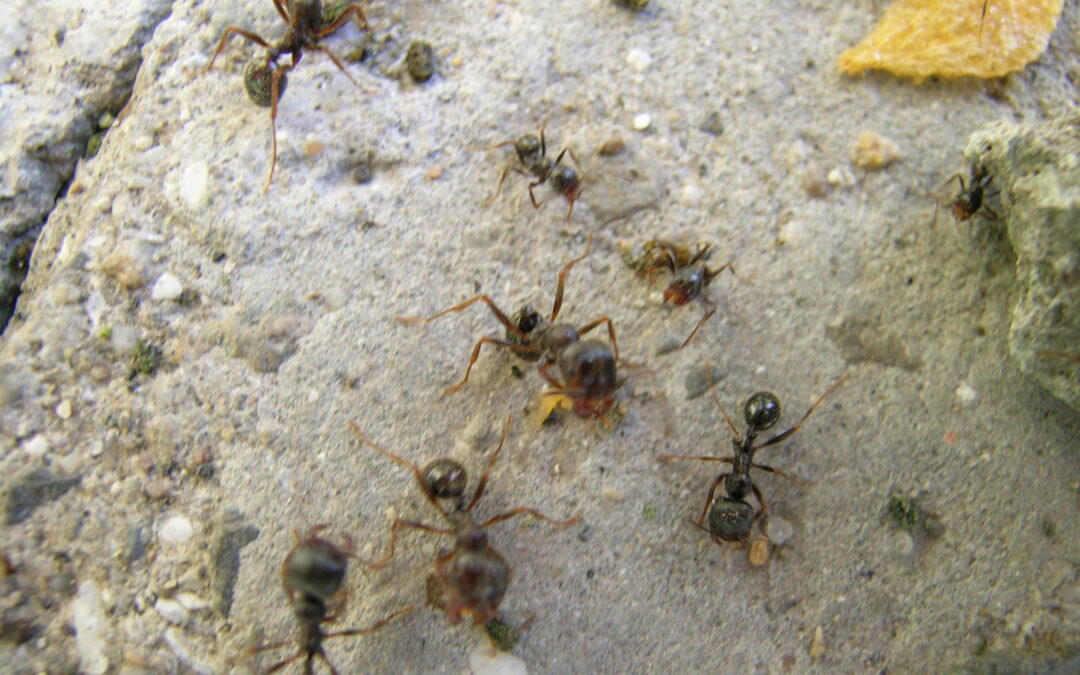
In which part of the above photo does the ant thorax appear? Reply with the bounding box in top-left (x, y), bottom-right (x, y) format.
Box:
top-left (540, 323), bottom-right (582, 361)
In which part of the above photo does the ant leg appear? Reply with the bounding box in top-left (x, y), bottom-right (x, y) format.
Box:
top-left (481, 165), bottom-right (513, 207)
top-left (576, 316), bottom-right (623, 363)
top-left (444, 337), bottom-right (539, 394)
top-left (199, 27), bottom-right (272, 75)
top-left (367, 518), bottom-right (452, 569)
top-left (466, 414), bottom-right (512, 511)
top-left (752, 463), bottom-right (808, 487)
top-left (549, 233), bottom-right (594, 321)
top-left (702, 364), bottom-right (741, 436)
top-left (262, 64), bottom-right (292, 193)
top-left (750, 483), bottom-right (768, 521)
top-left (311, 45), bottom-right (372, 93)
top-left (528, 181), bottom-right (546, 210)
top-left (324, 606), bottom-right (415, 640)
top-left (316, 4), bottom-right (370, 37)
top-left (478, 507), bottom-right (582, 530)
top-left (270, 0), bottom-right (290, 23)
top-left (753, 372), bottom-right (849, 451)
top-left (980, 205), bottom-right (1000, 221)
top-left (347, 420), bottom-right (453, 517)
top-left (696, 474), bottom-right (727, 526)
top-left (317, 653), bottom-right (342, 675)
top-left (264, 651), bottom-right (304, 673)
top-left (676, 306), bottom-right (716, 351)
top-left (397, 294), bottom-right (523, 339)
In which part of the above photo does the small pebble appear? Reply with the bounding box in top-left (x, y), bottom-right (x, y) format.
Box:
top-left (598, 137), bottom-right (625, 156)
top-left (809, 626), bottom-right (826, 658)
top-left (74, 581), bottom-right (109, 674)
top-left (151, 273), bottom-right (183, 302)
top-left (678, 182), bottom-right (704, 205)
top-left (632, 113), bottom-right (651, 131)
top-left (851, 131), bottom-right (901, 170)
top-left (626, 48), bottom-right (651, 72)
top-left (955, 383), bottom-right (977, 405)
top-left (56, 453), bottom-right (86, 475)
top-left (469, 647), bottom-right (528, 675)
top-left (110, 325), bottom-right (140, 355)
top-left (56, 400), bottom-right (73, 420)
top-left (602, 487), bottom-right (625, 502)
top-left (159, 515), bottom-right (194, 545)
top-left (699, 111), bottom-right (724, 136)
top-left (304, 140), bottom-right (325, 157)
top-left (406, 41), bottom-right (436, 82)
top-left (748, 537), bottom-right (770, 566)
top-left (178, 161), bottom-right (209, 211)
top-left (176, 592), bottom-right (209, 612)
top-left (888, 529), bottom-right (915, 556)
top-left (765, 515), bottom-right (795, 546)
top-left (144, 479), bottom-right (170, 500)
top-left (154, 598), bottom-right (189, 626)
top-left (426, 165), bottom-right (444, 180)
top-left (23, 435), bottom-right (49, 458)
top-left (826, 167), bottom-right (855, 188)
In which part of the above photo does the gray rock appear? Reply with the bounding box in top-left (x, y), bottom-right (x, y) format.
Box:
top-left (966, 114), bottom-right (1080, 413)
top-left (209, 510), bottom-right (259, 618)
top-left (5, 467), bottom-right (81, 524)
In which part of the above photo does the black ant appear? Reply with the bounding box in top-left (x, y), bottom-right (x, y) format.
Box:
top-left (660, 373), bottom-right (848, 549)
top-left (347, 415), bottom-right (580, 634)
top-left (243, 527), bottom-right (412, 674)
top-left (476, 122), bottom-right (586, 222)
top-left (946, 164), bottom-right (998, 223)
top-left (198, 1), bottom-right (371, 191)
top-left (397, 235), bottom-right (633, 423)
top-left (625, 239), bottom-right (735, 350)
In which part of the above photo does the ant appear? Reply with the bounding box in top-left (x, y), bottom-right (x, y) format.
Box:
top-left (243, 527), bottom-right (412, 674)
top-left (660, 373), bottom-right (848, 549)
top-left (397, 235), bottom-right (632, 422)
top-left (198, 1), bottom-right (371, 191)
top-left (347, 415), bottom-right (580, 634)
top-left (625, 239), bottom-right (735, 350)
top-left (940, 164), bottom-right (998, 224)
top-left (476, 121), bottom-right (586, 222)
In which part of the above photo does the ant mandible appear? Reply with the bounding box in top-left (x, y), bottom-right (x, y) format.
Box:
top-left (476, 120), bottom-right (586, 222)
top-left (660, 373), bottom-right (848, 549)
top-left (397, 235), bottom-right (631, 422)
top-left (198, 1), bottom-right (371, 191)
top-left (243, 527), bottom-right (413, 674)
top-left (626, 239), bottom-right (736, 350)
top-left (347, 415), bottom-right (580, 633)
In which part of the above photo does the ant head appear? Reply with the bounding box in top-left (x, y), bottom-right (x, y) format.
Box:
top-left (283, 535), bottom-right (348, 599)
top-left (514, 135), bottom-right (543, 163)
top-left (744, 392), bottom-right (781, 432)
top-left (421, 458), bottom-right (468, 500)
top-left (513, 305), bottom-right (543, 336)
top-left (707, 497), bottom-right (755, 543)
top-left (243, 58), bottom-right (287, 108)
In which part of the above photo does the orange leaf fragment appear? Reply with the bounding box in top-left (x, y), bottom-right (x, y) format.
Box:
top-left (838, 0), bottom-right (1064, 82)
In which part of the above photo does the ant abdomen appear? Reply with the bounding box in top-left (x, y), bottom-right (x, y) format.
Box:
top-left (550, 165), bottom-right (581, 199)
top-left (243, 58), bottom-right (287, 108)
top-left (440, 548), bottom-right (511, 624)
top-left (282, 536), bottom-right (349, 599)
top-left (558, 340), bottom-right (616, 399)
top-left (708, 497), bottom-right (755, 543)
top-left (422, 459), bottom-right (468, 500)
top-left (664, 266), bottom-right (706, 307)
top-left (744, 392), bottom-right (781, 432)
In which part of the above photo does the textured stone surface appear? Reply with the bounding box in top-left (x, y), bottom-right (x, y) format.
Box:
top-left (965, 114), bottom-right (1080, 413)
top-left (0, 0), bottom-right (1078, 673)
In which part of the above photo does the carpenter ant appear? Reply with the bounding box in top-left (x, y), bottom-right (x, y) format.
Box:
top-left (660, 373), bottom-right (848, 549)
top-left (397, 235), bottom-right (631, 422)
top-left (198, 1), bottom-right (371, 191)
top-left (476, 122), bottom-right (586, 222)
top-left (625, 240), bottom-right (735, 350)
top-left (244, 527), bottom-right (412, 674)
top-left (347, 415), bottom-right (580, 634)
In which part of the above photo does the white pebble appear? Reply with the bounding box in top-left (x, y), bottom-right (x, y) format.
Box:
top-left (765, 515), bottom-right (795, 546)
top-left (888, 529), bottom-right (915, 557)
top-left (826, 167), bottom-right (855, 188)
top-left (57, 452), bottom-right (86, 475)
top-left (470, 647), bottom-right (529, 675)
top-left (56, 400), bottom-right (73, 419)
top-left (955, 383), bottom-right (977, 405)
top-left (159, 515), bottom-right (194, 545)
top-left (24, 434), bottom-right (49, 458)
top-left (177, 592), bottom-right (209, 611)
top-left (73, 581), bottom-right (109, 674)
top-left (151, 273), bottom-right (183, 301)
top-left (678, 182), bottom-right (704, 205)
top-left (155, 598), bottom-right (189, 626)
top-left (626, 48), bottom-right (651, 72)
top-left (179, 161), bottom-right (210, 211)
top-left (632, 113), bottom-right (651, 131)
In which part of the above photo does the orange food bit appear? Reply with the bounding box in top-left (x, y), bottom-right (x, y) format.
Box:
top-left (838, 0), bottom-right (1064, 82)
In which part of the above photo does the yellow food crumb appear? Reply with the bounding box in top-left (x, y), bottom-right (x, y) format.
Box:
top-left (838, 0), bottom-right (1064, 83)
top-left (852, 131), bottom-right (901, 170)
top-left (536, 393), bottom-right (573, 425)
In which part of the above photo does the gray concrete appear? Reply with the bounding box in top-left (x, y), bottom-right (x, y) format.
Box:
top-left (1, 1), bottom-right (1078, 673)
